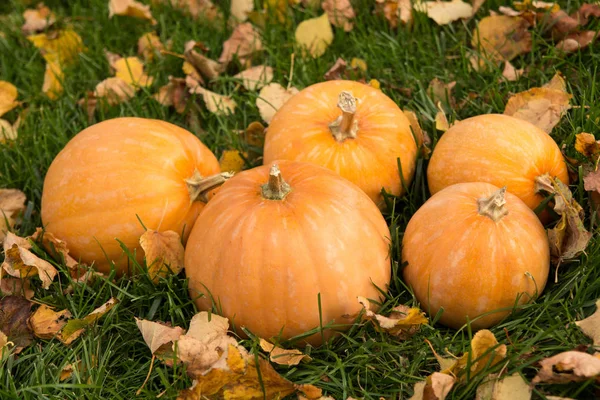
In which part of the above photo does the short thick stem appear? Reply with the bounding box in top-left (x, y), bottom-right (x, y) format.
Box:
top-left (185, 170), bottom-right (233, 203)
top-left (329, 91), bottom-right (359, 142)
top-left (261, 164), bottom-right (291, 200)
top-left (478, 187), bottom-right (509, 222)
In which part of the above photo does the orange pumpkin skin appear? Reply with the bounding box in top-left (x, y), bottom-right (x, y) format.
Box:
top-left (402, 182), bottom-right (550, 329)
top-left (41, 117), bottom-right (220, 275)
top-left (184, 160), bottom-right (392, 345)
top-left (263, 80), bottom-right (418, 208)
top-left (427, 114), bottom-right (569, 214)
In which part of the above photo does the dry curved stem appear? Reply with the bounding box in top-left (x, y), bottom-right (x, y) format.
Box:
top-left (185, 171), bottom-right (234, 203)
top-left (261, 164), bottom-right (291, 200)
top-left (478, 187), bottom-right (509, 222)
top-left (329, 91), bottom-right (359, 142)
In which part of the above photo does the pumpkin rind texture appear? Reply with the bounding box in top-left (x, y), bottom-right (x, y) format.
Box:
top-left (184, 160), bottom-right (392, 345)
top-left (402, 182), bottom-right (550, 329)
top-left (427, 114), bottom-right (569, 212)
top-left (41, 117), bottom-right (220, 275)
top-left (263, 80), bottom-right (418, 207)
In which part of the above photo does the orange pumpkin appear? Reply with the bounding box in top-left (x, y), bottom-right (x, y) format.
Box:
top-left (41, 117), bottom-right (225, 275)
top-left (184, 160), bottom-right (391, 345)
top-left (402, 182), bottom-right (550, 329)
top-left (263, 80), bottom-right (418, 208)
top-left (427, 114), bottom-right (569, 215)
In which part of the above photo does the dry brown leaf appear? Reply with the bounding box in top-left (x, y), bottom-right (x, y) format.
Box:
top-left (233, 65), bottom-right (273, 91)
top-left (29, 304), bottom-right (72, 339)
top-left (0, 295), bottom-right (33, 353)
top-left (358, 296), bottom-right (427, 339)
top-left (375, 0), bottom-right (413, 27)
top-left (556, 31), bottom-right (597, 54)
top-left (219, 23), bottom-right (263, 65)
top-left (504, 73), bottom-right (571, 133)
top-left (575, 299), bottom-right (600, 346)
top-left (415, 0), bottom-right (474, 25)
top-left (113, 57), bottom-right (153, 87)
top-left (187, 78), bottom-right (236, 115)
top-left (475, 373), bottom-right (532, 400)
top-left (501, 61), bottom-right (524, 82)
top-left (324, 57), bottom-right (347, 80)
top-left (435, 101), bottom-right (451, 132)
top-left (60, 356), bottom-right (97, 381)
top-left (0, 277), bottom-right (33, 299)
top-left (0, 331), bottom-right (7, 352)
top-left (410, 372), bottom-right (456, 400)
top-left (231, 0), bottom-right (254, 21)
top-left (27, 28), bottom-right (86, 65)
top-left (59, 298), bottom-right (118, 345)
top-left (108, 0), bottom-right (156, 24)
top-left (138, 32), bottom-right (164, 61)
top-left (139, 230), bottom-right (184, 282)
top-left (574, 132), bottom-right (600, 163)
top-left (135, 317), bottom-right (185, 354)
top-left (257, 83), bottom-right (299, 124)
top-left (295, 13), bottom-right (334, 59)
top-left (30, 228), bottom-right (79, 269)
top-left (545, 10), bottom-right (579, 38)
top-left (184, 41), bottom-right (224, 81)
top-left (322, 0), bottom-right (355, 31)
top-left (259, 338), bottom-right (312, 366)
top-left (22, 3), bottom-right (56, 34)
top-left (0, 81), bottom-right (20, 117)
top-left (94, 77), bottom-right (136, 105)
top-left (428, 78), bottom-right (456, 107)
top-left (0, 189), bottom-right (26, 245)
top-left (154, 0), bottom-right (222, 21)
top-left (219, 150), bottom-right (246, 173)
top-left (532, 351), bottom-right (600, 384)
top-left (2, 232), bottom-right (58, 289)
top-left (574, 3), bottom-right (600, 25)
top-left (153, 77), bottom-right (188, 113)
top-left (471, 16), bottom-right (532, 66)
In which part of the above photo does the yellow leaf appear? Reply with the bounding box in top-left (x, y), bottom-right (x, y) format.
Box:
top-left (1, 232), bottom-right (58, 289)
top-left (43, 57), bottom-right (63, 100)
top-left (295, 13), bottom-right (334, 59)
top-left (59, 298), bottom-right (118, 345)
top-left (574, 132), bottom-right (600, 161)
top-left (256, 83), bottom-right (299, 124)
top-left (435, 102), bottom-right (450, 131)
top-left (29, 305), bottom-right (72, 339)
top-left (322, 0), bottom-right (355, 31)
top-left (233, 65), bottom-right (274, 91)
top-left (231, 0), bottom-right (254, 21)
top-left (139, 229), bottom-right (185, 282)
top-left (22, 3), bottom-right (56, 34)
top-left (259, 338), bottom-right (312, 366)
top-left (358, 296), bottom-right (428, 339)
top-left (368, 79), bottom-right (381, 90)
top-left (94, 77), bottom-right (136, 105)
top-left (113, 57), bottom-right (154, 87)
top-left (414, 0), bottom-right (474, 25)
top-left (350, 57), bottom-right (367, 72)
top-left (137, 32), bottom-right (164, 61)
top-left (0, 81), bottom-right (19, 117)
top-left (108, 0), bottom-right (156, 24)
top-left (0, 189), bottom-right (26, 246)
top-left (219, 150), bottom-right (246, 173)
top-left (27, 28), bottom-right (86, 65)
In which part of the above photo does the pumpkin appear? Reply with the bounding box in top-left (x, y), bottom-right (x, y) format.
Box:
top-left (427, 114), bottom-right (569, 216)
top-left (402, 182), bottom-right (550, 329)
top-left (184, 160), bottom-right (391, 345)
top-left (263, 80), bottom-right (418, 208)
top-left (41, 117), bottom-right (226, 275)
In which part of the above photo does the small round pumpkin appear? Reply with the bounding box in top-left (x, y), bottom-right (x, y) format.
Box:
top-left (263, 80), bottom-right (418, 208)
top-left (184, 160), bottom-right (392, 345)
top-left (402, 182), bottom-right (550, 329)
top-left (41, 117), bottom-right (226, 275)
top-left (427, 114), bottom-right (569, 215)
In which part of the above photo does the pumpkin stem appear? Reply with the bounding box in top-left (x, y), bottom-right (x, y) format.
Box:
top-left (261, 164), bottom-right (291, 200)
top-left (478, 187), bottom-right (509, 222)
top-left (185, 170), bottom-right (234, 203)
top-left (329, 91), bottom-right (359, 142)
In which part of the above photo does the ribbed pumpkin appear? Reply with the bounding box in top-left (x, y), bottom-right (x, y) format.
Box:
top-left (263, 80), bottom-right (418, 208)
top-left (427, 114), bottom-right (569, 215)
top-left (185, 160), bottom-right (391, 345)
top-left (402, 182), bottom-right (550, 329)
top-left (41, 117), bottom-right (225, 275)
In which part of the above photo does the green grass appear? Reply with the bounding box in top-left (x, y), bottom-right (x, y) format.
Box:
top-left (1, 0), bottom-right (600, 399)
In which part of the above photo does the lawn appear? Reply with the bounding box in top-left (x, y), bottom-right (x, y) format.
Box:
top-left (1, 0), bottom-right (600, 399)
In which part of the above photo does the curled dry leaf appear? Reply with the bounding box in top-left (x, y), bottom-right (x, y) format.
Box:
top-left (414, 0), bottom-right (474, 25)
top-left (29, 304), bottom-right (72, 339)
top-left (184, 41), bottom-right (224, 81)
top-left (324, 57), bottom-right (347, 80)
top-left (575, 3), bottom-right (600, 25)
top-left (108, 0), bottom-right (156, 24)
top-left (22, 3), bottom-right (56, 34)
top-left (501, 61), bottom-right (524, 82)
top-left (135, 317), bottom-right (185, 354)
top-left (256, 83), bottom-right (299, 124)
top-left (358, 296), bottom-right (427, 339)
top-left (233, 65), bottom-right (273, 91)
top-left (219, 150), bottom-right (246, 173)
top-left (504, 73), bottom-right (572, 133)
top-left (471, 16), bottom-right (532, 68)
top-left (435, 101), bottom-right (451, 132)
top-left (139, 229), bottom-right (185, 282)
top-left (94, 77), bottom-right (136, 105)
top-left (0, 295), bottom-right (33, 353)
top-left (59, 297), bottom-right (118, 345)
top-left (428, 78), bottom-right (456, 107)
top-left (30, 228), bottom-right (79, 269)
top-left (375, 0), bottom-right (412, 27)
top-left (231, 0), bottom-right (254, 21)
top-left (0, 81), bottom-right (20, 117)
top-left (0, 189), bottom-right (26, 245)
top-left (532, 351), bottom-right (600, 384)
top-left (219, 23), bottom-right (263, 65)
top-left (138, 32), bottom-right (164, 61)
top-left (410, 372), bottom-right (456, 400)
top-left (545, 10), bottom-right (579, 38)
top-left (0, 277), bottom-right (34, 299)
top-left (575, 132), bottom-right (600, 164)
top-left (575, 298), bottom-right (600, 346)
top-left (295, 13), bottom-right (334, 59)
top-left (153, 77), bottom-right (188, 113)
top-left (2, 232), bottom-right (58, 289)
top-left (322, 0), bottom-right (355, 32)
top-left (113, 57), bottom-right (154, 87)
top-left (556, 31), bottom-right (597, 54)
top-left (475, 373), bottom-right (532, 400)
top-left (259, 338), bottom-right (312, 366)
top-left (187, 77), bottom-right (237, 115)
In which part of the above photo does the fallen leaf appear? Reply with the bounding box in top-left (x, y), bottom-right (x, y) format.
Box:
top-left (256, 83), bottom-right (299, 124)
top-left (428, 78), bottom-right (456, 107)
top-left (42, 57), bottom-right (63, 100)
top-left (108, 0), bottom-right (157, 24)
top-left (113, 57), bottom-right (153, 87)
top-left (475, 373), bottom-right (532, 400)
top-left (135, 317), bottom-right (185, 354)
top-left (139, 230), bottom-right (184, 282)
top-left (556, 31), bottom-right (597, 54)
top-left (0, 295), bottom-right (33, 352)
top-left (0, 189), bottom-right (26, 245)
top-left (545, 10), bottom-right (579, 38)
top-left (187, 77), bottom-right (236, 115)
top-left (0, 81), bottom-right (19, 117)
top-left (358, 296), bottom-right (427, 339)
top-left (29, 304), bottom-right (72, 339)
top-left (514, 1), bottom-right (559, 12)
top-left (504, 73), bottom-right (572, 133)
top-left (0, 277), bottom-right (33, 299)
top-left (233, 65), bottom-right (273, 91)
top-left (324, 58), bottom-right (347, 80)
top-left (138, 32), bottom-right (164, 61)
top-left (532, 351), bottom-right (600, 384)
top-left (410, 372), bottom-right (456, 400)
top-left (471, 0), bottom-right (486, 15)
top-left (94, 77), bottom-right (136, 105)
top-left (27, 28), bottom-right (86, 65)
top-left (0, 119), bottom-right (18, 142)
top-left (59, 298), bottom-right (118, 345)
top-left (219, 23), bottom-right (263, 65)
top-left (322, 0), bottom-right (355, 31)
top-left (247, 0), bottom-right (295, 28)
top-left (184, 41), bottom-right (224, 81)
top-left (231, 0), bottom-right (254, 21)
top-left (155, 0), bottom-right (222, 21)
top-left (471, 16), bottom-right (532, 66)
top-left (398, 0), bottom-right (413, 24)
top-left (259, 338), bottom-right (312, 366)
top-left (60, 356), bottom-right (97, 381)
top-left (435, 101), bottom-right (451, 132)
top-left (574, 132), bottom-right (600, 164)
top-left (241, 121), bottom-right (266, 149)
top-left (415, 0), bottom-right (474, 25)
top-left (153, 77), bottom-right (188, 113)
top-left (574, 3), bottom-right (600, 25)
top-left (219, 150), bottom-right (246, 173)
top-left (403, 110), bottom-right (431, 157)
top-left (0, 331), bottom-right (7, 352)
top-left (501, 61), bottom-right (524, 81)
top-left (29, 228), bottom-right (79, 269)
top-left (2, 232), bottom-right (58, 289)
top-left (295, 13), bottom-right (334, 59)
top-left (575, 299), bottom-right (600, 346)
top-left (22, 3), bottom-right (56, 34)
